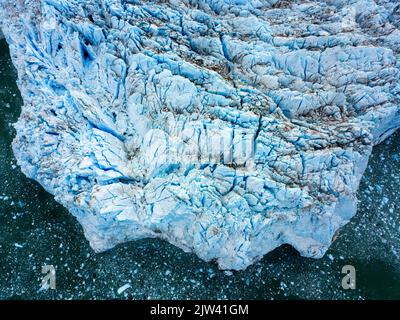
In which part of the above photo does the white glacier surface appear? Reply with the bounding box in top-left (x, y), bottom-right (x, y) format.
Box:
top-left (0, 0), bottom-right (399, 270)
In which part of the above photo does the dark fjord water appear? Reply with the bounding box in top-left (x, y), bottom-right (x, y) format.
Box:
top-left (0, 39), bottom-right (399, 300)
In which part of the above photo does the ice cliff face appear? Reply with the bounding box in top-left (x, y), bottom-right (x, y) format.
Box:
top-left (1, 0), bottom-right (399, 270)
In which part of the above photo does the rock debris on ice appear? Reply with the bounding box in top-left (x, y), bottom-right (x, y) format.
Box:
top-left (0, 0), bottom-right (399, 269)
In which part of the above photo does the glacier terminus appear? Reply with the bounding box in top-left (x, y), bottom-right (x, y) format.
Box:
top-left (0, 0), bottom-right (399, 270)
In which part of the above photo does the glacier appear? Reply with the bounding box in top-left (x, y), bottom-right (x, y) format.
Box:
top-left (0, 0), bottom-right (399, 270)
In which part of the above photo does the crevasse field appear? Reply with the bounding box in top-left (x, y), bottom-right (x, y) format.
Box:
top-left (1, 37), bottom-right (400, 299)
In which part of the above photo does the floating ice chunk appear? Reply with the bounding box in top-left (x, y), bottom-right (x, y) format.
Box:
top-left (0, 0), bottom-right (399, 270)
top-left (117, 284), bottom-right (131, 295)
